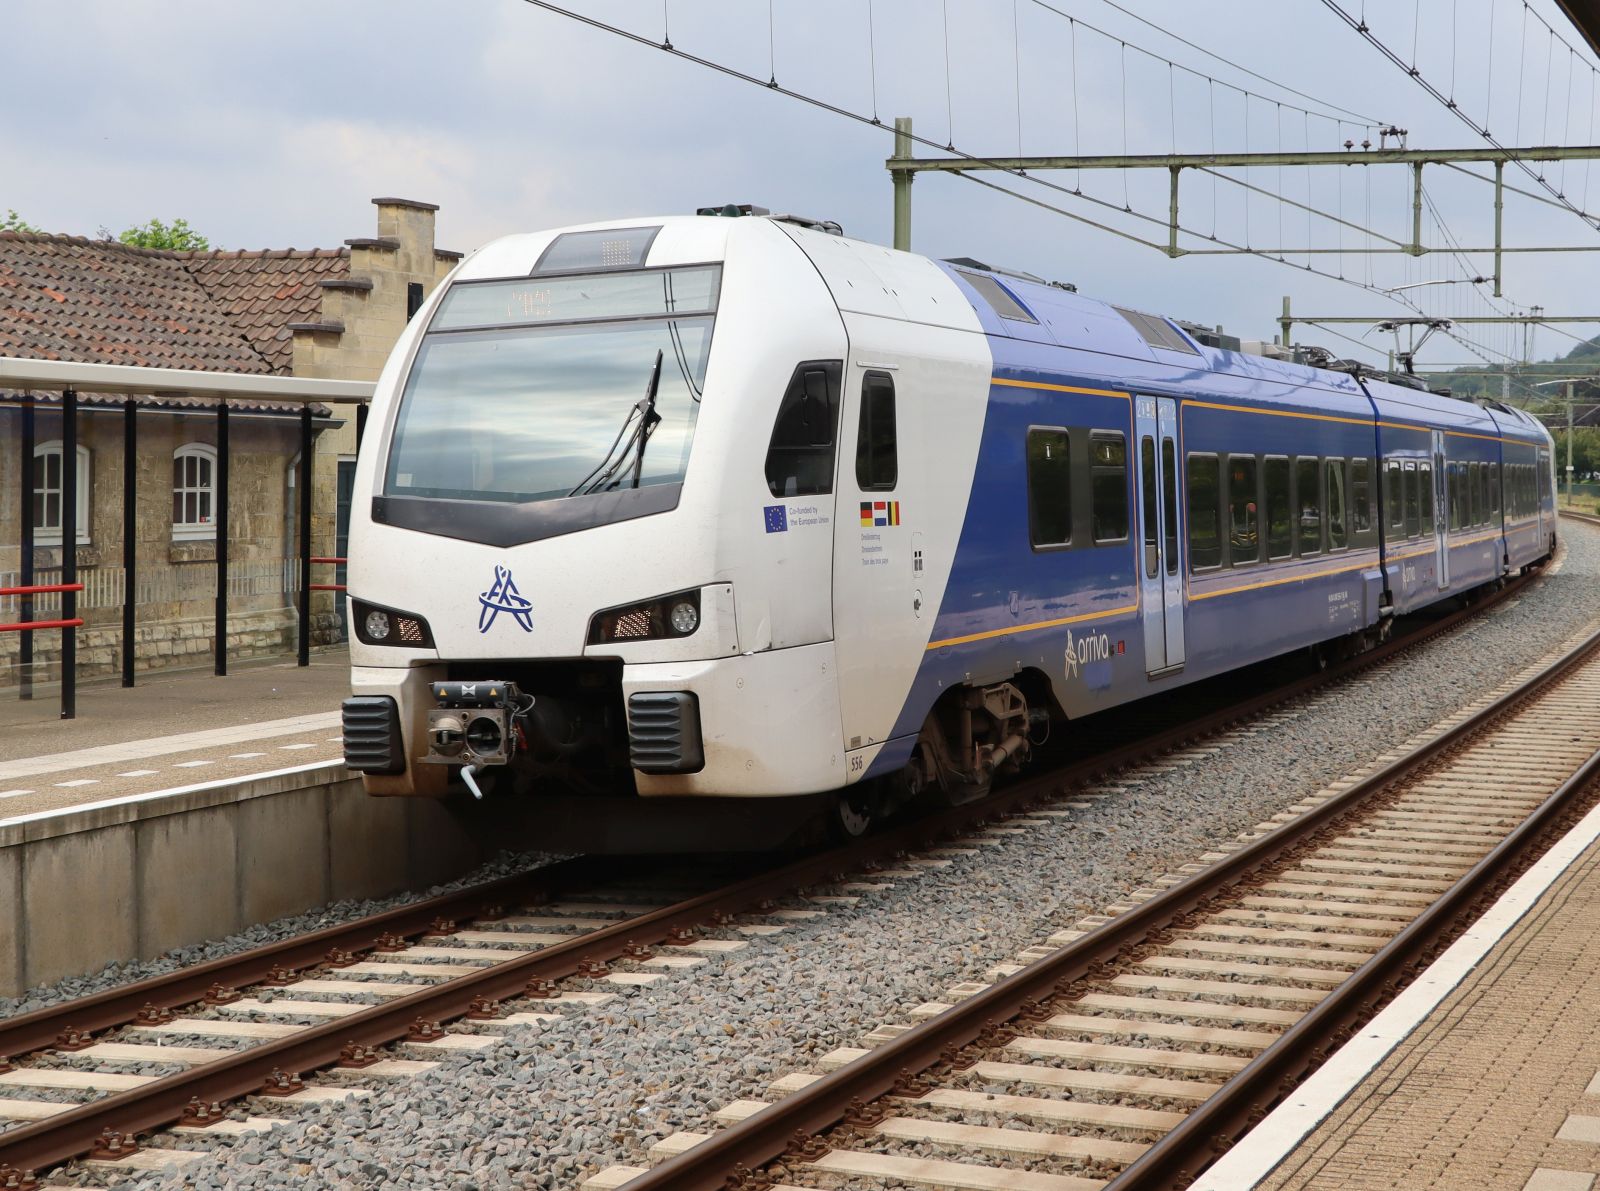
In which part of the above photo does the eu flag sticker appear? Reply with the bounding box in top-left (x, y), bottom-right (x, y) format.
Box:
top-left (763, 505), bottom-right (789, 533)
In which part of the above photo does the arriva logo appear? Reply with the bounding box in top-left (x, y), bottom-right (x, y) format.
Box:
top-left (1063, 629), bottom-right (1111, 680)
top-left (477, 564), bottom-right (534, 634)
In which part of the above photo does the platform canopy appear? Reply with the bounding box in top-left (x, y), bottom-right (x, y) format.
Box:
top-left (0, 356), bottom-right (374, 404)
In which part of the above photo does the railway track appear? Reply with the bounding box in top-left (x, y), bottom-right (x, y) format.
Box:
top-left (0, 551), bottom-right (1571, 1188)
top-left (598, 610), bottom-right (1600, 1189)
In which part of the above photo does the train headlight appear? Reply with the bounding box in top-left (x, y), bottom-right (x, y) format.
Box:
top-left (669, 601), bottom-right (699, 635)
top-left (351, 599), bottom-right (435, 648)
top-left (587, 589), bottom-right (702, 644)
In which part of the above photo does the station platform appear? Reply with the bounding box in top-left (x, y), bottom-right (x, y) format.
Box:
top-left (0, 650), bottom-right (348, 820)
top-left (1199, 794), bottom-right (1600, 1190)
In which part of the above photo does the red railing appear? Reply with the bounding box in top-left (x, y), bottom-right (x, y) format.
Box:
top-left (309, 556), bottom-right (347, 593)
top-left (0, 583), bottom-right (85, 633)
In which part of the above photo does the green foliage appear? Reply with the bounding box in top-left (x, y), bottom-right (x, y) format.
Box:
top-left (1551, 427), bottom-right (1600, 482)
top-left (117, 217), bottom-right (212, 251)
top-left (2, 208), bottom-right (40, 233)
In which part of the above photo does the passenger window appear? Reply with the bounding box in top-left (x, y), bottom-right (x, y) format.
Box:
top-left (1351, 458), bottom-right (1373, 543)
top-left (1140, 436), bottom-right (1158, 577)
top-left (1090, 433), bottom-right (1129, 543)
top-left (764, 362), bottom-right (840, 497)
top-left (1419, 461), bottom-right (1434, 534)
top-left (1327, 458), bottom-right (1347, 550)
top-left (1026, 428), bottom-right (1071, 548)
top-left (1476, 462), bottom-right (1489, 525)
top-left (855, 371), bottom-right (897, 491)
top-left (1490, 463), bottom-right (1501, 516)
top-left (1296, 457), bottom-right (1321, 555)
top-left (1228, 455), bottom-right (1259, 565)
top-left (1467, 462), bottom-right (1480, 527)
top-left (1403, 462), bottom-right (1420, 538)
top-left (1162, 439), bottom-right (1179, 575)
top-left (1265, 456), bottom-right (1292, 559)
top-left (1449, 462), bottom-right (1464, 530)
top-left (1187, 453), bottom-right (1222, 570)
top-left (1386, 460), bottom-right (1404, 533)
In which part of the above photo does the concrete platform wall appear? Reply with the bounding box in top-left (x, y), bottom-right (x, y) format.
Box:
top-left (0, 762), bottom-right (486, 997)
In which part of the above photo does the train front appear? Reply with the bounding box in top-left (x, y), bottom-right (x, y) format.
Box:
top-left (340, 215), bottom-right (848, 805)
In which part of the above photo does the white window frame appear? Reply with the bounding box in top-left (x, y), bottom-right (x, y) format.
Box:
top-left (32, 441), bottom-right (91, 547)
top-left (172, 442), bottom-right (218, 541)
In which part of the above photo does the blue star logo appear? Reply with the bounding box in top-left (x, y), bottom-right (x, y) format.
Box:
top-left (478, 564), bottom-right (533, 634)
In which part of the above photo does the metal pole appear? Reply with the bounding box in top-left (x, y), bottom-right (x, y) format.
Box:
top-left (214, 402), bottom-right (229, 677)
top-left (1167, 166), bottom-right (1181, 258)
top-left (1493, 160), bottom-right (1504, 297)
top-left (61, 387), bottom-right (76, 720)
top-left (298, 406), bottom-right (312, 667)
top-left (19, 392), bottom-right (34, 702)
top-left (1279, 296), bottom-right (1293, 348)
top-left (892, 117), bottom-right (913, 253)
top-left (121, 397), bottom-right (136, 687)
top-left (1566, 382), bottom-right (1575, 508)
top-left (1410, 161), bottom-right (1424, 255)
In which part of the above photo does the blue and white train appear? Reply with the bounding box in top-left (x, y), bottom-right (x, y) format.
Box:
top-left (340, 210), bottom-right (1557, 832)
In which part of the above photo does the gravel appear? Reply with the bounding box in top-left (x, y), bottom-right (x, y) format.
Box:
top-left (45, 524), bottom-right (1600, 1191)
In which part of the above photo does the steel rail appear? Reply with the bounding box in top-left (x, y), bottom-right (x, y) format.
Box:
top-left (621, 619), bottom-right (1600, 1191)
top-left (0, 560), bottom-right (1550, 1176)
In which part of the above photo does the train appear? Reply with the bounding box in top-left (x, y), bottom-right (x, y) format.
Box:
top-left (339, 209), bottom-right (1557, 837)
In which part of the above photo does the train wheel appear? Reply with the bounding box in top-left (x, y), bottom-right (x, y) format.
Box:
top-left (829, 785), bottom-right (875, 840)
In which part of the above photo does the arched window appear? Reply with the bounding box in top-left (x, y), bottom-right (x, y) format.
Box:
top-left (172, 443), bottom-right (218, 540)
top-left (32, 441), bottom-right (91, 546)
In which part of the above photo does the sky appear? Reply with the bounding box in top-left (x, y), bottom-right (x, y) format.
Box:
top-left (3, 0), bottom-right (1599, 382)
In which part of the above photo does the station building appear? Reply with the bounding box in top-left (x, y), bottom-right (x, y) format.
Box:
top-left (0, 197), bottom-right (459, 686)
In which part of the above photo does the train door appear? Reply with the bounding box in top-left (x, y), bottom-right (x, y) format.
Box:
top-left (1135, 396), bottom-right (1185, 675)
top-left (1432, 431), bottom-right (1449, 588)
top-left (1537, 449), bottom-right (1552, 545)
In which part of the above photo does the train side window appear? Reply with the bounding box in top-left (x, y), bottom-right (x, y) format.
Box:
top-left (1448, 461), bottom-right (1464, 530)
top-left (1403, 461), bottom-right (1420, 538)
top-left (1140, 436), bottom-right (1158, 576)
top-left (1227, 455), bottom-right (1259, 565)
top-left (1265, 455), bottom-right (1292, 559)
top-left (1187, 452), bottom-right (1222, 570)
top-left (1026, 428), bottom-right (1071, 548)
top-left (1386, 460), bottom-right (1404, 533)
top-left (1327, 458), bottom-right (1348, 550)
top-left (1162, 439), bottom-right (1179, 575)
top-left (855, 371), bottom-right (897, 491)
top-left (1351, 457), bottom-right (1374, 545)
top-left (1476, 462), bottom-right (1490, 525)
top-left (1090, 433), bottom-right (1129, 543)
top-left (1296, 456), bottom-right (1322, 556)
top-left (1419, 461), bottom-right (1434, 534)
top-left (1468, 462), bottom-right (1481, 526)
top-left (1490, 463), bottom-right (1501, 516)
top-left (764, 362), bottom-right (841, 498)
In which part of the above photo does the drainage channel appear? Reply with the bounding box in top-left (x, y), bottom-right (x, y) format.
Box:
top-left (0, 563), bottom-right (1553, 1187)
top-left (604, 621), bottom-right (1600, 1191)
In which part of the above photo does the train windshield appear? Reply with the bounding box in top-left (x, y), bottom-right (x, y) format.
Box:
top-left (384, 266), bottom-right (718, 504)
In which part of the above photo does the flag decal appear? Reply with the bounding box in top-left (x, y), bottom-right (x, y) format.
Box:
top-left (859, 500), bottom-right (902, 527)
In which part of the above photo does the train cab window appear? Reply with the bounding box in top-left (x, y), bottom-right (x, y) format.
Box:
top-left (1326, 458), bottom-right (1348, 550)
top-left (1351, 457), bottom-right (1374, 545)
top-left (1418, 461), bottom-right (1434, 534)
top-left (855, 371), bottom-right (898, 491)
top-left (1227, 455), bottom-right (1259, 565)
top-left (1386, 460), bottom-right (1404, 534)
top-left (1187, 453), bottom-right (1222, 570)
top-left (1090, 433), bottom-right (1129, 543)
top-left (1296, 457), bottom-right (1322, 556)
top-left (764, 362), bottom-right (841, 498)
top-left (1026, 428), bottom-right (1072, 548)
top-left (1140, 437), bottom-right (1158, 577)
top-left (1162, 440), bottom-right (1179, 575)
top-left (1265, 456), bottom-right (1292, 560)
top-left (1403, 462), bottom-right (1420, 539)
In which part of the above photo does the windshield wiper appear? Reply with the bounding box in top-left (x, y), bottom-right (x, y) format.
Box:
top-left (566, 349), bottom-right (664, 497)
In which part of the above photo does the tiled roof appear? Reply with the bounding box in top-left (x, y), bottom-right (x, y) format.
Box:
top-left (0, 232), bottom-right (350, 376)
top-left (185, 247), bottom-right (349, 372)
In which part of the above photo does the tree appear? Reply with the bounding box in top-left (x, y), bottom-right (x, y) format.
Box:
top-left (117, 217), bottom-right (213, 251)
top-left (2, 209), bottom-right (40, 233)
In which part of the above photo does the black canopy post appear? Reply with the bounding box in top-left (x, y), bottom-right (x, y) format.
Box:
top-left (355, 401), bottom-right (368, 452)
top-left (121, 397), bottom-right (137, 687)
top-left (298, 405), bottom-right (312, 666)
top-left (60, 387), bottom-right (77, 720)
top-left (18, 391), bottom-right (35, 702)
top-left (214, 401), bottom-right (230, 676)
